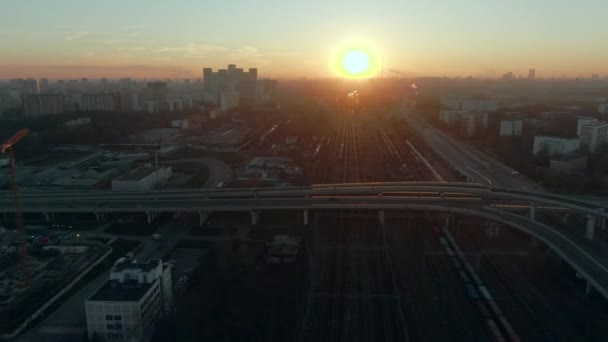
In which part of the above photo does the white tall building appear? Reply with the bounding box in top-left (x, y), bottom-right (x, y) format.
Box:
top-left (577, 116), bottom-right (597, 137)
top-left (499, 120), bottom-right (523, 136)
top-left (533, 136), bottom-right (580, 156)
top-left (580, 120), bottom-right (608, 153)
top-left (85, 258), bottom-right (173, 342)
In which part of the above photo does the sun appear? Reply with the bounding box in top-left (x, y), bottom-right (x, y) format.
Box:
top-left (343, 50), bottom-right (370, 75)
top-left (332, 44), bottom-right (379, 78)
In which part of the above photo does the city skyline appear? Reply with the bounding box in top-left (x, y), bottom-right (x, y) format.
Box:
top-left (1, 0), bottom-right (607, 79)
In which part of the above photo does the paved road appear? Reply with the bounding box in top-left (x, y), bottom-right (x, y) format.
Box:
top-left (14, 223), bottom-right (191, 342)
top-left (402, 113), bottom-right (545, 192)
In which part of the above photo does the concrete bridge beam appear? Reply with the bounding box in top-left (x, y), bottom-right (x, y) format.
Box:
top-left (198, 211), bottom-right (208, 226)
top-left (585, 215), bottom-right (597, 241)
top-left (250, 210), bottom-right (258, 226)
top-left (529, 202), bottom-right (536, 220)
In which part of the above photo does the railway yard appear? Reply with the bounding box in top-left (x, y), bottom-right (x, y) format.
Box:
top-left (293, 103), bottom-right (608, 341)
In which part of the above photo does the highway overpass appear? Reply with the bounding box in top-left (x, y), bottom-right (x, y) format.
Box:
top-left (1, 182), bottom-right (608, 299)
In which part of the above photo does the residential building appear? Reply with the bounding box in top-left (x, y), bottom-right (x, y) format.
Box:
top-left (9, 79), bottom-right (25, 89)
top-left (499, 120), bottom-right (523, 136)
top-left (439, 95), bottom-right (462, 110)
top-left (439, 110), bottom-right (467, 125)
top-left (461, 99), bottom-right (498, 112)
top-left (256, 79), bottom-right (277, 103)
top-left (100, 78), bottom-right (109, 91)
top-left (141, 82), bottom-right (168, 103)
top-left (528, 69), bottom-right (536, 80)
top-left (23, 78), bottom-right (39, 94)
top-left (85, 258), bottom-right (173, 342)
top-left (550, 155), bottom-right (588, 174)
top-left (533, 136), bottom-right (580, 156)
top-left (22, 94), bottom-right (65, 117)
top-left (439, 110), bottom-right (487, 137)
top-left (203, 64), bottom-right (258, 105)
top-left (599, 103), bottom-right (608, 114)
top-left (111, 166), bottom-right (172, 191)
top-left (577, 116), bottom-right (597, 137)
top-left (119, 77), bottom-right (135, 90)
top-left (579, 120), bottom-right (608, 153)
top-left (220, 90), bottom-right (239, 111)
top-left (39, 78), bottom-right (49, 92)
top-left (80, 93), bottom-right (120, 112)
top-left (119, 90), bottom-right (139, 112)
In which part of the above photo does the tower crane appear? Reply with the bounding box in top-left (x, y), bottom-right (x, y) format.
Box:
top-left (2, 128), bottom-right (31, 286)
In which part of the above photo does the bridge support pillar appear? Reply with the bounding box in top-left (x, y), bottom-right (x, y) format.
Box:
top-left (561, 213), bottom-right (570, 224)
top-left (485, 222), bottom-right (499, 239)
top-left (585, 215), bottom-right (597, 241)
top-left (146, 212), bottom-right (153, 224)
top-left (303, 210), bottom-right (309, 226)
top-left (444, 213), bottom-right (453, 229)
top-left (528, 202), bottom-right (536, 220)
top-left (198, 212), bottom-right (208, 226)
top-left (44, 213), bottom-right (51, 222)
top-left (95, 213), bottom-right (103, 222)
top-left (250, 210), bottom-right (258, 226)
top-left (379, 210), bottom-right (385, 225)
top-left (586, 280), bottom-right (593, 295)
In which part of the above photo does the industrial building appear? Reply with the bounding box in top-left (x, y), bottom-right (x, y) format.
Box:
top-left (532, 136), bottom-right (580, 157)
top-left (111, 166), bottom-right (172, 191)
top-left (85, 258), bottom-right (173, 342)
top-left (499, 119), bottom-right (523, 136)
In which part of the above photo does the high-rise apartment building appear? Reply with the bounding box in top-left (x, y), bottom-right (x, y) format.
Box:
top-left (23, 78), bottom-right (39, 94)
top-left (533, 136), bottom-right (580, 156)
top-left (528, 69), bottom-right (536, 80)
top-left (203, 64), bottom-right (258, 106)
top-left (499, 119), bottom-right (523, 136)
top-left (22, 94), bottom-right (65, 116)
top-left (80, 93), bottom-right (120, 112)
top-left (579, 120), bottom-right (608, 153)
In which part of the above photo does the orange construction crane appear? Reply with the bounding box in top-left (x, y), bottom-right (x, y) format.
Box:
top-left (2, 128), bottom-right (31, 286)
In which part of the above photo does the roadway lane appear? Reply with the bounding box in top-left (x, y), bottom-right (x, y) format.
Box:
top-left (402, 112), bottom-right (545, 191)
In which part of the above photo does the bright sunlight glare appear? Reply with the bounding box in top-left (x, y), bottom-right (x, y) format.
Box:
top-left (343, 51), bottom-right (370, 75)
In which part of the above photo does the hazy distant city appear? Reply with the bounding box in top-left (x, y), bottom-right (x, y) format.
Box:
top-left (2, 1), bottom-right (608, 342)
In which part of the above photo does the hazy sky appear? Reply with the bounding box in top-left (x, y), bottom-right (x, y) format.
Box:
top-left (1, 0), bottom-right (606, 79)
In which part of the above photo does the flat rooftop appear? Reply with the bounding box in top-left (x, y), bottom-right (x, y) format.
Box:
top-left (113, 166), bottom-right (156, 182)
top-left (88, 279), bottom-right (153, 302)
